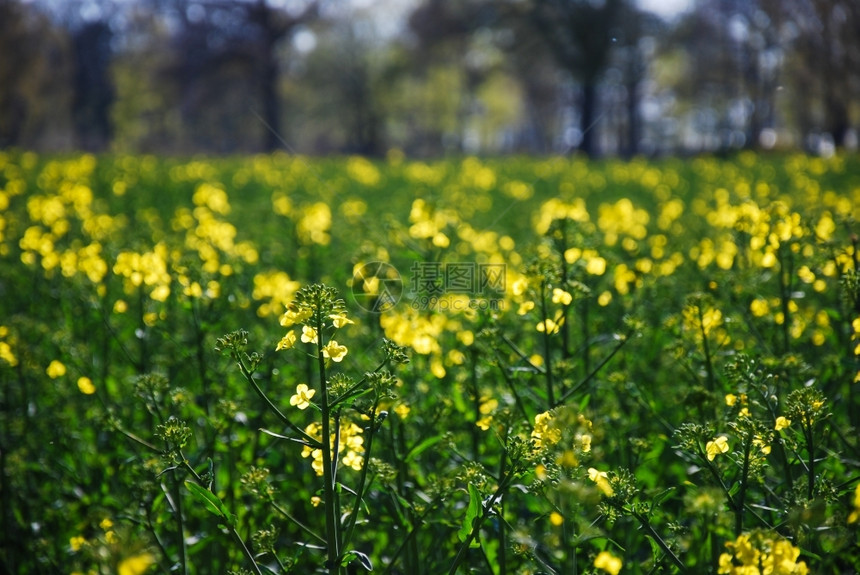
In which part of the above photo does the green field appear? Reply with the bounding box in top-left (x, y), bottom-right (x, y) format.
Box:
top-left (1, 150), bottom-right (859, 574)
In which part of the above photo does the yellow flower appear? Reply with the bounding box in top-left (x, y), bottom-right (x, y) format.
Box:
top-left (579, 433), bottom-right (592, 453)
top-left (394, 403), bottom-right (410, 420)
top-left (69, 535), bottom-right (87, 552)
top-left (276, 330), bottom-right (297, 351)
top-left (99, 518), bottom-right (113, 530)
top-left (537, 318), bottom-right (560, 334)
top-left (725, 393), bottom-right (737, 407)
top-left (342, 450), bottom-right (363, 471)
top-left (46, 360), bottom-right (66, 379)
top-left (517, 300), bottom-right (535, 315)
top-left (290, 384), bottom-right (316, 410)
top-left (511, 276), bottom-right (529, 296)
top-left (77, 376), bottom-right (96, 395)
top-left (531, 411), bottom-right (562, 449)
top-left (552, 288), bottom-right (573, 305)
top-left (588, 467), bottom-right (614, 496)
top-left (280, 307), bottom-right (312, 327)
top-left (750, 298), bottom-right (769, 317)
top-left (311, 496), bottom-right (322, 507)
top-left (753, 437), bottom-right (771, 456)
top-left (775, 416), bottom-right (791, 431)
top-left (706, 436), bottom-right (730, 461)
top-left (476, 415), bottom-right (493, 431)
top-left (593, 550), bottom-right (622, 575)
top-left (329, 313), bottom-right (354, 328)
top-left (717, 552), bottom-right (734, 574)
top-left (322, 340), bottom-right (348, 362)
top-left (118, 553), bottom-right (156, 575)
top-left (586, 256), bottom-right (607, 276)
top-left (301, 325), bottom-right (318, 344)
top-left (549, 511), bottom-right (564, 526)
top-left (848, 483), bottom-right (860, 524)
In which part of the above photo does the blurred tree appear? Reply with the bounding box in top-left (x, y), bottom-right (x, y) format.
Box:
top-left (405, 0), bottom-right (503, 154)
top-left (110, 4), bottom-right (180, 152)
top-left (528, 0), bottom-right (625, 157)
top-left (72, 20), bottom-right (114, 150)
top-left (284, 14), bottom-right (386, 155)
top-left (109, 0), bottom-right (318, 153)
top-left (0, 0), bottom-right (73, 149)
top-left (760, 0), bottom-right (859, 149)
top-left (245, 0), bottom-right (319, 152)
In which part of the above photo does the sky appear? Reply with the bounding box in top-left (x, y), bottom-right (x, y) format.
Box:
top-left (636, 0), bottom-right (694, 20)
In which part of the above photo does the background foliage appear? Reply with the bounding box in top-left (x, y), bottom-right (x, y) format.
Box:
top-left (0, 0), bottom-right (858, 157)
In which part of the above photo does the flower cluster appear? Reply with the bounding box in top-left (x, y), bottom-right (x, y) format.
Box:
top-left (718, 531), bottom-right (808, 575)
top-left (301, 421), bottom-right (365, 476)
top-left (276, 284), bottom-right (353, 363)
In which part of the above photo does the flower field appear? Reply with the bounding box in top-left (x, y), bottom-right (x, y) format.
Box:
top-left (1, 150), bottom-right (859, 574)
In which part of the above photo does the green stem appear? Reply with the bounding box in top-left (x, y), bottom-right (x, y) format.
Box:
top-left (778, 245), bottom-right (793, 354)
top-left (553, 325), bottom-right (634, 408)
top-left (735, 439), bottom-right (752, 535)
top-left (697, 303), bottom-right (716, 394)
top-left (235, 354), bottom-right (320, 447)
top-left (182, 455), bottom-right (263, 574)
top-left (271, 501), bottom-right (326, 544)
top-left (804, 417), bottom-right (815, 500)
top-left (168, 473), bottom-right (188, 575)
top-left (493, 348), bottom-right (532, 430)
top-left (315, 309), bottom-right (342, 574)
top-left (228, 526), bottom-right (264, 575)
top-left (497, 448), bottom-right (508, 575)
top-left (629, 510), bottom-right (688, 574)
top-left (342, 410), bottom-right (378, 552)
top-left (539, 281), bottom-right (555, 407)
top-left (447, 463), bottom-right (515, 575)
top-left (581, 293), bottom-right (591, 381)
top-left (470, 348), bottom-right (480, 459)
top-left (702, 449), bottom-right (739, 517)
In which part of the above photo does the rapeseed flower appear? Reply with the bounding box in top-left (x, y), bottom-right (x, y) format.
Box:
top-left (706, 436), bottom-right (730, 461)
top-left (848, 484), bottom-right (860, 524)
top-left (531, 411), bottom-right (562, 449)
top-left (552, 288), bottom-right (572, 305)
top-left (46, 360), bottom-right (66, 379)
top-left (77, 376), bottom-right (96, 395)
top-left (276, 330), bottom-right (297, 351)
top-left (322, 340), bottom-right (348, 362)
top-left (290, 384), bottom-right (315, 410)
top-left (718, 531), bottom-right (808, 574)
top-left (301, 325), bottom-right (318, 344)
top-left (588, 467), bottom-right (614, 496)
top-left (594, 550), bottom-right (622, 575)
top-left (118, 553), bottom-right (156, 575)
top-left (280, 307), bottom-right (312, 327)
top-left (328, 313), bottom-right (354, 328)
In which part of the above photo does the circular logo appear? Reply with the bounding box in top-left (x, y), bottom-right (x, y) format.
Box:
top-left (351, 261), bottom-right (403, 313)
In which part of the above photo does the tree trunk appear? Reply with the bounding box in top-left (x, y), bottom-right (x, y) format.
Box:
top-left (260, 36), bottom-right (281, 152)
top-left (579, 82), bottom-right (598, 157)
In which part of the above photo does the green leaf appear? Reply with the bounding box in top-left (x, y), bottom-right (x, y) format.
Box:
top-left (341, 550), bottom-right (373, 571)
top-left (458, 484), bottom-right (482, 548)
top-left (404, 435), bottom-right (443, 462)
top-left (184, 480), bottom-right (236, 527)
